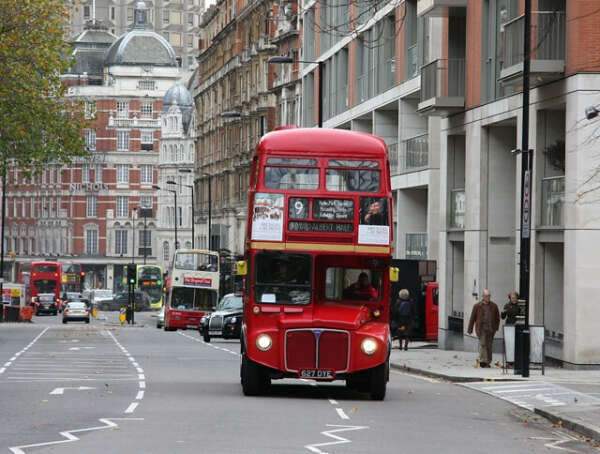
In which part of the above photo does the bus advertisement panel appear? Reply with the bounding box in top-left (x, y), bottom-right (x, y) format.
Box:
top-left (136, 265), bottom-right (163, 310)
top-left (163, 250), bottom-right (219, 331)
top-left (30, 261), bottom-right (61, 304)
top-left (239, 128), bottom-right (396, 400)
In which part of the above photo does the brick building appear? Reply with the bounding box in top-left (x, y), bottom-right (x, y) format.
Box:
top-left (193, 0), bottom-right (278, 254)
top-left (4, 2), bottom-right (186, 292)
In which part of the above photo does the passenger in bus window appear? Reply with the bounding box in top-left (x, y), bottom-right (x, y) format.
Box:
top-left (360, 198), bottom-right (387, 226)
top-left (343, 272), bottom-right (378, 301)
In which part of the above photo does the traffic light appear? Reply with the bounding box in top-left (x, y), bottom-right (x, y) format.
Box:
top-left (127, 264), bottom-right (136, 285)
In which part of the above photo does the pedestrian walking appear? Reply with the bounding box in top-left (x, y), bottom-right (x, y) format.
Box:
top-left (467, 289), bottom-right (500, 368)
top-left (501, 291), bottom-right (520, 325)
top-left (393, 289), bottom-right (415, 351)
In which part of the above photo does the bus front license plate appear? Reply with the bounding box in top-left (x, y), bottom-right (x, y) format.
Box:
top-left (299, 369), bottom-right (334, 380)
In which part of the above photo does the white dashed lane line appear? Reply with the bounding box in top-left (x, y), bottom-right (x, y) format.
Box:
top-left (105, 330), bottom-right (145, 414)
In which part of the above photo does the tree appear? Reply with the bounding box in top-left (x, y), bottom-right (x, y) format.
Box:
top-left (0, 0), bottom-right (88, 174)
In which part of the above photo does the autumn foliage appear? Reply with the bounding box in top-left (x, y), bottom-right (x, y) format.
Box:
top-left (0, 0), bottom-right (88, 172)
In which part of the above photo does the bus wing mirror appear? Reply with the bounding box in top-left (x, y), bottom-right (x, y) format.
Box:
top-left (390, 267), bottom-right (399, 283)
top-left (236, 261), bottom-right (248, 276)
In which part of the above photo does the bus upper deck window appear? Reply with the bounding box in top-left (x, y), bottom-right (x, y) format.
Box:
top-left (265, 167), bottom-right (319, 190)
top-left (326, 169), bottom-right (380, 192)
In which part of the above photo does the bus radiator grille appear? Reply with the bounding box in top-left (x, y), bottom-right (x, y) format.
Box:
top-left (285, 329), bottom-right (349, 372)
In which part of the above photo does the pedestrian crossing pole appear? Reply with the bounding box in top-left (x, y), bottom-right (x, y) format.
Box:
top-left (516, 0), bottom-right (532, 378)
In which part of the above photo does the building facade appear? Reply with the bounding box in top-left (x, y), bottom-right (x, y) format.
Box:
top-left (67, 0), bottom-right (204, 69)
top-left (301, 0), bottom-right (600, 367)
top-left (193, 0), bottom-right (278, 255)
top-left (4, 2), bottom-right (186, 292)
top-left (156, 82), bottom-right (196, 270)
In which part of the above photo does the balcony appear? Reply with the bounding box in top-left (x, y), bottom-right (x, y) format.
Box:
top-left (108, 114), bottom-right (160, 129)
top-left (417, 0), bottom-right (467, 17)
top-left (418, 58), bottom-right (465, 116)
top-left (406, 233), bottom-right (428, 259)
top-left (541, 176), bottom-right (564, 227)
top-left (450, 188), bottom-right (465, 229)
top-left (499, 11), bottom-right (565, 86)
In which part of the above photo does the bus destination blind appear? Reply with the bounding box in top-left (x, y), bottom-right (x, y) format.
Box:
top-left (289, 221), bottom-right (353, 233)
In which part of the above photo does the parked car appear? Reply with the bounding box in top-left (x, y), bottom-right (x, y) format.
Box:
top-left (113, 291), bottom-right (151, 312)
top-left (62, 302), bottom-right (90, 324)
top-left (199, 293), bottom-right (242, 342)
top-left (32, 293), bottom-right (59, 316)
top-left (91, 289), bottom-right (114, 310)
top-left (156, 306), bottom-right (165, 329)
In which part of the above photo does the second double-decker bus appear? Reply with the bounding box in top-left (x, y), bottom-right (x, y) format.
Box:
top-left (30, 261), bottom-right (61, 303)
top-left (136, 264), bottom-right (163, 309)
top-left (60, 262), bottom-right (84, 294)
top-left (238, 128), bottom-right (397, 400)
top-left (163, 249), bottom-right (219, 331)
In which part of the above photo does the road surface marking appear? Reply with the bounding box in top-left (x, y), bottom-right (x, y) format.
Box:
top-left (139, 381), bottom-right (146, 389)
top-left (335, 408), bottom-right (350, 420)
top-left (124, 402), bottom-right (139, 414)
top-left (8, 417), bottom-right (143, 454)
top-left (49, 386), bottom-right (95, 395)
top-left (392, 369), bottom-right (440, 383)
top-left (329, 399), bottom-right (338, 405)
top-left (136, 367), bottom-right (144, 374)
top-left (4, 362), bottom-right (11, 367)
top-left (138, 373), bottom-right (145, 380)
top-left (0, 327), bottom-right (48, 377)
top-left (305, 424), bottom-right (369, 454)
top-left (136, 390), bottom-right (144, 400)
top-left (0, 368), bottom-right (5, 374)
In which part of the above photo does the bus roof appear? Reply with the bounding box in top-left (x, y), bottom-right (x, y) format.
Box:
top-left (258, 128), bottom-right (388, 156)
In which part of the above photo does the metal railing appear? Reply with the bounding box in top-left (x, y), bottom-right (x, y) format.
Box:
top-left (420, 58), bottom-right (465, 102)
top-left (405, 233), bottom-right (427, 260)
top-left (389, 135), bottom-right (428, 175)
top-left (450, 188), bottom-right (465, 229)
top-left (388, 143), bottom-right (399, 174)
top-left (541, 175), bottom-right (564, 227)
top-left (502, 11), bottom-right (566, 68)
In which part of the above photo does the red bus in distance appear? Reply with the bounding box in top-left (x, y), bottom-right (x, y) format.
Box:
top-left (30, 261), bottom-right (61, 309)
top-left (238, 128), bottom-right (397, 400)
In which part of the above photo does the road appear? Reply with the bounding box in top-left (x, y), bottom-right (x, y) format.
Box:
top-left (1, 313), bottom-right (598, 454)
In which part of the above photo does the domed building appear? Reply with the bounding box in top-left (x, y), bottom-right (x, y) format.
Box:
top-left (1, 0), bottom-right (195, 292)
top-left (156, 82), bottom-right (197, 269)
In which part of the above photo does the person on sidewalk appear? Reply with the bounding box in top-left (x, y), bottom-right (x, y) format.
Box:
top-left (393, 289), bottom-right (415, 351)
top-left (467, 289), bottom-right (500, 368)
top-left (501, 291), bottom-right (520, 325)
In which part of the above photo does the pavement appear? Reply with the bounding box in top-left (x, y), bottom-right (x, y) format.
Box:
top-left (389, 341), bottom-right (600, 444)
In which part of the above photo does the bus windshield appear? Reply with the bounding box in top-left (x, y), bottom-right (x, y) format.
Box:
top-left (33, 279), bottom-right (58, 293)
top-left (174, 252), bottom-right (218, 271)
top-left (61, 264), bottom-right (81, 274)
top-left (254, 252), bottom-right (311, 305)
top-left (145, 286), bottom-right (162, 303)
top-left (33, 265), bottom-right (59, 273)
top-left (138, 267), bottom-right (161, 281)
top-left (324, 267), bottom-right (383, 302)
top-left (170, 287), bottom-right (216, 311)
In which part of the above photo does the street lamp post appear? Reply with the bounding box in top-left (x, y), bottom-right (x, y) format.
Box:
top-left (131, 207), bottom-right (137, 265)
top-left (178, 169), bottom-right (196, 249)
top-left (268, 56), bottom-right (323, 128)
top-left (0, 165), bottom-right (6, 302)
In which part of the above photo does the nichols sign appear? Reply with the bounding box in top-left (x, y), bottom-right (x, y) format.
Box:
top-left (69, 182), bottom-right (109, 193)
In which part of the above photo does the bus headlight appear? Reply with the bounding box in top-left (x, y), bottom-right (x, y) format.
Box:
top-left (256, 334), bottom-right (272, 351)
top-left (361, 338), bottom-right (378, 355)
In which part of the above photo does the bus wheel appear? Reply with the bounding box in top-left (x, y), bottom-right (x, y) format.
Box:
top-left (241, 354), bottom-right (269, 396)
top-left (369, 360), bottom-right (389, 401)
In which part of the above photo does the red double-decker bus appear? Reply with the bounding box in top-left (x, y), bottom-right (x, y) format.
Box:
top-left (238, 128), bottom-right (397, 400)
top-left (30, 261), bottom-right (61, 304)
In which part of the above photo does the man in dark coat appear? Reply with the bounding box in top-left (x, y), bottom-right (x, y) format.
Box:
top-left (467, 289), bottom-right (500, 368)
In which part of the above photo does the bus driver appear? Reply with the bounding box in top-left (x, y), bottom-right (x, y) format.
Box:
top-left (343, 272), bottom-right (378, 301)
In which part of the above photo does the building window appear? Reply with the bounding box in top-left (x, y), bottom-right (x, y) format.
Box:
top-left (127, 8), bottom-right (134, 22)
top-left (84, 101), bottom-right (96, 119)
top-left (117, 101), bottom-right (129, 118)
top-left (141, 130), bottom-right (153, 151)
top-left (86, 195), bottom-right (98, 217)
top-left (188, 13), bottom-right (194, 26)
top-left (170, 11), bottom-right (181, 24)
top-left (85, 228), bottom-right (98, 255)
top-left (82, 164), bottom-right (91, 183)
top-left (49, 168), bottom-right (55, 185)
top-left (140, 101), bottom-right (153, 117)
top-left (140, 195), bottom-right (152, 209)
top-left (85, 127), bottom-right (96, 150)
top-left (116, 196), bottom-right (129, 218)
top-left (163, 10), bottom-right (170, 24)
top-left (139, 81), bottom-right (155, 91)
top-left (117, 164), bottom-right (129, 184)
top-left (163, 241), bottom-right (169, 261)
top-left (110, 6), bottom-right (115, 20)
top-left (186, 34), bottom-right (194, 48)
top-left (169, 32), bottom-right (181, 47)
top-left (117, 130), bottom-right (130, 151)
top-left (139, 230), bottom-right (151, 249)
top-left (115, 230), bottom-right (128, 255)
top-left (95, 165), bottom-right (103, 183)
top-left (140, 164), bottom-right (153, 184)
top-left (83, 5), bottom-right (90, 19)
